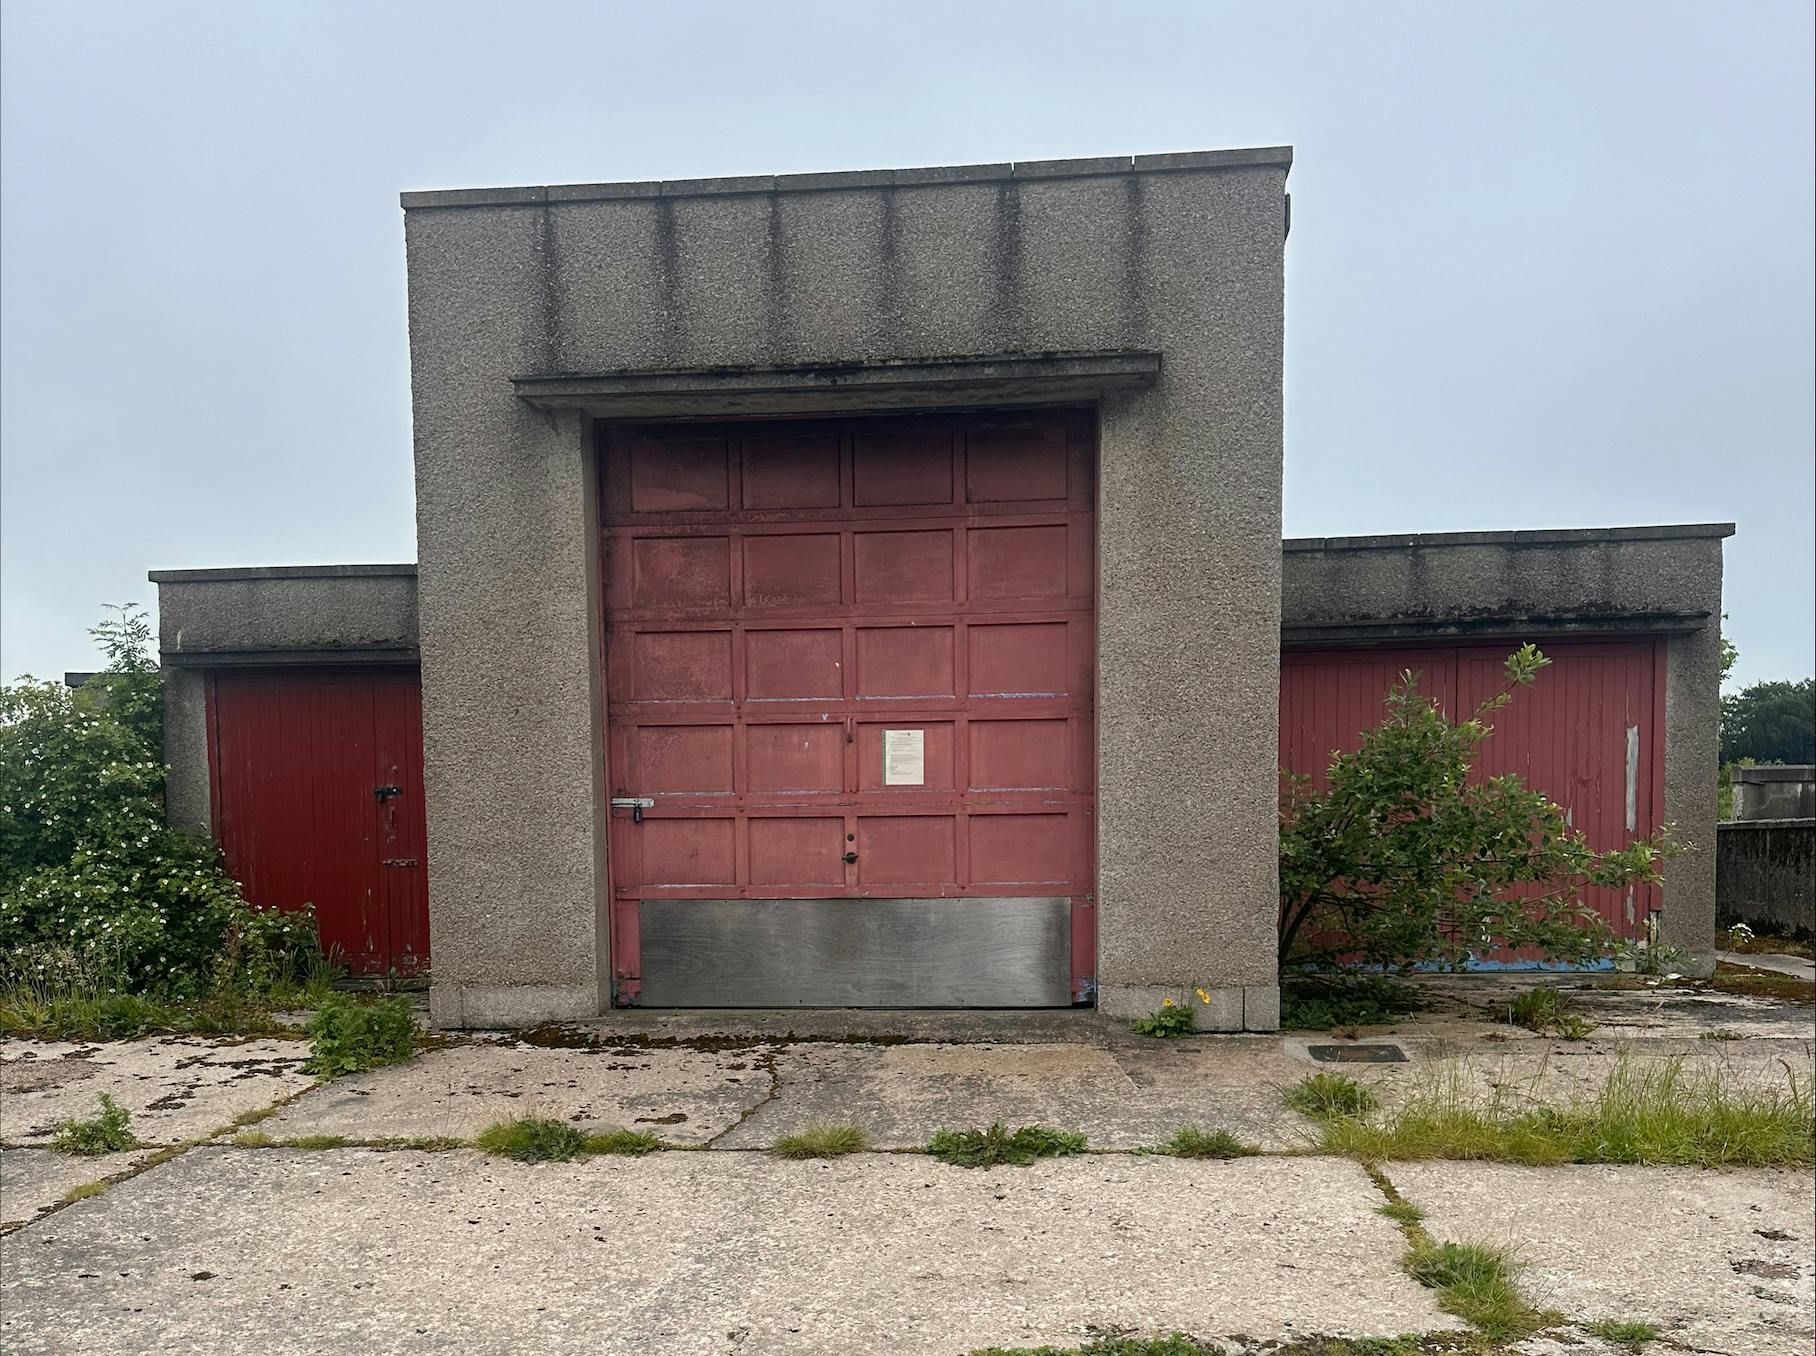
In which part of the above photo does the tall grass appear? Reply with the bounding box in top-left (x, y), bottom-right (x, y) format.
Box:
top-left (1319, 1056), bottom-right (1814, 1168)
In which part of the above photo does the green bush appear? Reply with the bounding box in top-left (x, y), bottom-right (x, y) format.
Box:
top-left (0, 607), bottom-right (325, 1002)
top-left (926, 1123), bottom-right (1086, 1168)
top-left (51, 1093), bottom-right (137, 1156)
top-left (305, 993), bottom-right (415, 1077)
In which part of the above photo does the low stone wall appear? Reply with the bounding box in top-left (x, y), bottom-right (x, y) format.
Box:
top-left (1716, 819), bottom-right (1815, 940)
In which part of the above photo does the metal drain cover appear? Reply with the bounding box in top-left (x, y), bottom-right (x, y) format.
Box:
top-left (1308, 1043), bottom-right (1407, 1063)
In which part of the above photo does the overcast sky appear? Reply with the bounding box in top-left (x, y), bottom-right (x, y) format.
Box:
top-left (3, 1), bottom-right (1811, 688)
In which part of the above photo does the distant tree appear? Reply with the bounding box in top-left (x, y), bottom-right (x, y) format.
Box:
top-left (1720, 679), bottom-right (1816, 765)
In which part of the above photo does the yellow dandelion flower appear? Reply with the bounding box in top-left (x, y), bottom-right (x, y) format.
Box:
top-left (1162, 997), bottom-right (1175, 1007)
top-left (1195, 987), bottom-right (1211, 1005)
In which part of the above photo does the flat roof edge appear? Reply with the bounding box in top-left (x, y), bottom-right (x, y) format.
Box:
top-left (1283, 523), bottom-right (1737, 553)
top-left (400, 146), bottom-right (1294, 210)
top-left (148, 564), bottom-right (418, 583)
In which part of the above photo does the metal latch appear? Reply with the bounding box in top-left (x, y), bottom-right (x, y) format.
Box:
top-left (381, 858), bottom-right (418, 868)
top-left (611, 796), bottom-right (655, 823)
top-left (374, 785), bottom-right (402, 802)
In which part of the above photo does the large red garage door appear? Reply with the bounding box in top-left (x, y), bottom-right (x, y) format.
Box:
top-left (210, 669), bottom-right (429, 976)
top-left (600, 410), bottom-right (1096, 1006)
top-left (1280, 640), bottom-right (1664, 940)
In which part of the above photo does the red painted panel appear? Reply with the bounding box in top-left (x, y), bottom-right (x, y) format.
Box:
top-left (600, 410), bottom-right (1098, 1003)
top-left (210, 669), bottom-right (427, 976)
top-left (1279, 641), bottom-right (1660, 941)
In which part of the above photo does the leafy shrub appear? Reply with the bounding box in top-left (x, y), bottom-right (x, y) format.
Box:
top-left (51, 1093), bottom-right (136, 1156)
top-left (772, 1123), bottom-right (868, 1159)
top-left (0, 607), bottom-right (326, 1001)
top-left (476, 1116), bottom-right (587, 1162)
top-left (1280, 974), bottom-right (1421, 1031)
top-left (1160, 1128), bottom-right (1259, 1159)
top-left (926, 1123), bottom-right (1086, 1168)
top-left (304, 993), bottom-right (415, 1077)
top-left (1284, 1071), bottom-right (1378, 1120)
top-left (1280, 646), bottom-right (1670, 973)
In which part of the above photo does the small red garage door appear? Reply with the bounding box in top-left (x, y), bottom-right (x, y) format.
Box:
top-left (1280, 640), bottom-right (1664, 940)
top-left (209, 669), bottom-right (429, 976)
top-left (601, 409), bottom-right (1097, 1005)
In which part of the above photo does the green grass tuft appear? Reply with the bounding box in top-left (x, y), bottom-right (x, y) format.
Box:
top-left (927, 1123), bottom-right (1086, 1168)
top-left (50, 1094), bottom-right (137, 1156)
top-left (1317, 1057), bottom-right (1815, 1168)
top-left (1284, 1071), bottom-right (1378, 1120)
top-left (233, 1132), bottom-right (275, 1147)
top-left (1508, 986), bottom-right (1597, 1040)
top-left (475, 1116), bottom-right (587, 1163)
top-left (60, 1180), bottom-right (111, 1204)
top-left (1584, 1318), bottom-right (1663, 1349)
top-left (582, 1128), bottom-right (664, 1156)
top-left (281, 1134), bottom-right (351, 1150)
top-left (1405, 1240), bottom-right (1544, 1340)
top-left (1159, 1127), bottom-right (1260, 1159)
top-left (772, 1123), bottom-right (869, 1159)
top-left (1376, 1198), bottom-right (1425, 1226)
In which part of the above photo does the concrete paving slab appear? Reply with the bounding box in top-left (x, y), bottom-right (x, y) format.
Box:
top-left (0, 1149), bottom-right (149, 1232)
top-left (1393, 1162), bottom-right (1816, 1356)
top-left (0, 1038), bottom-right (313, 1146)
top-left (0, 1147), bottom-right (1453, 1355)
top-left (722, 1039), bottom-right (1319, 1151)
top-left (1718, 951), bottom-right (1816, 982)
top-left (256, 1042), bottom-right (774, 1145)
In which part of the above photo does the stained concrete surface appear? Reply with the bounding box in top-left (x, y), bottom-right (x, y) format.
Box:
top-left (0, 1148), bottom-right (1452, 1356)
top-left (1398, 1162), bottom-right (1816, 1356)
top-left (0, 1149), bottom-right (148, 1231)
top-left (255, 1042), bottom-right (774, 1145)
top-left (0, 1037), bottom-right (313, 1146)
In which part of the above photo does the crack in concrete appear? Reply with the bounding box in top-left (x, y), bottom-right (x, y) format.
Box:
top-left (703, 1049), bottom-right (782, 1147)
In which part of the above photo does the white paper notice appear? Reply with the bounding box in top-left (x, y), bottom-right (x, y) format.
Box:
top-left (882, 729), bottom-right (925, 786)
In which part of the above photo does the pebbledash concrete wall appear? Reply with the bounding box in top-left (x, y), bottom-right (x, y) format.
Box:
top-left (148, 565), bottom-right (419, 837)
top-left (1282, 523), bottom-right (1733, 953)
top-left (401, 150), bottom-right (1292, 1029)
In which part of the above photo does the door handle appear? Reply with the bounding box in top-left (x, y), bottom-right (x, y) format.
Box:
top-left (842, 851), bottom-right (858, 864)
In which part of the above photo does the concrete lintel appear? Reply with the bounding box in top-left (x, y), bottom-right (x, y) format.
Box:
top-left (1283, 611), bottom-right (1713, 646)
top-left (511, 351), bottom-right (1162, 418)
top-left (158, 647), bottom-right (419, 669)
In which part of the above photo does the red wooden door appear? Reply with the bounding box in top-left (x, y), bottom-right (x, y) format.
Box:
top-left (600, 410), bottom-right (1097, 1002)
top-left (1278, 639), bottom-right (1663, 942)
top-left (209, 669), bottom-right (429, 975)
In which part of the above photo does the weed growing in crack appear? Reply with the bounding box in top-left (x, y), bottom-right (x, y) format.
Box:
top-left (1376, 1198), bottom-right (1425, 1226)
top-left (1318, 1056), bottom-right (1814, 1168)
top-left (1284, 1071), bottom-right (1377, 1120)
top-left (304, 993), bottom-right (415, 1077)
top-left (771, 1123), bottom-right (868, 1159)
top-left (50, 1094), bottom-right (136, 1156)
top-left (60, 1180), bottom-right (110, 1204)
top-left (1157, 1128), bottom-right (1259, 1159)
top-left (1583, 1318), bottom-right (1663, 1350)
top-left (583, 1129), bottom-right (664, 1156)
top-left (475, 1117), bottom-right (586, 1162)
top-left (926, 1123), bottom-right (1085, 1168)
top-left (1404, 1240), bottom-right (1548, 1341)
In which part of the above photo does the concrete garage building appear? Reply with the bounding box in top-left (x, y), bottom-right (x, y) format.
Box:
top-left (150, 148), bottom-right (1732, 1030)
